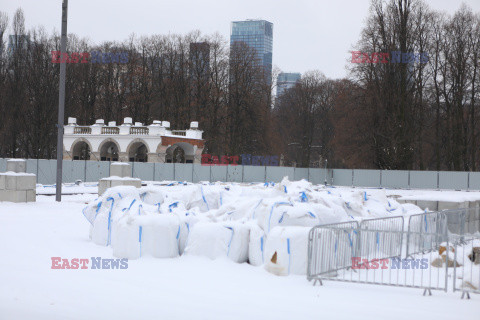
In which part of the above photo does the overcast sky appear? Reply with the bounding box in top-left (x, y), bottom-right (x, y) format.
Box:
top-left (3, 0), bottom-right (480, 79)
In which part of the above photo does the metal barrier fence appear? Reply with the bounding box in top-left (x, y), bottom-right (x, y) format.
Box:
top-left (359, 216), bottom-right (404, 261)
top-left (406, 208), bottom-right (480, 258)
top-left (308, 222), bottom-right (449, 294)
top-left (1, 158), bottom-right (479, 190)
top-left (453, 236), bottom-right (480, 299)
top-left (308, 208), bottom-right (480, 296)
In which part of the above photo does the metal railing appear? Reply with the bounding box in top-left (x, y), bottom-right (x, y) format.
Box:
top-left (73, 126), bottom-right (92, 134)
top-left (453, 235), bottom-right (480, 299)
top-left (308, 208), bottom-right (480, 297)
top-left (308, 223), bottom-right (449, 294)
top-left (101, 127), bottom-right (119, 135)
top-left (129, 127), bottom-right (149, 135)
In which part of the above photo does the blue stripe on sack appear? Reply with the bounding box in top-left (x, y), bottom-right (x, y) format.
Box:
top-left (300, 192), bottom-right (308, 202)
top-left (364, 192), bottom-right (368, 201)
top-left (376, 232), bottom-right (379, 250)
top-left (106, 197), bottom-right (115, 246)
top-left (155, 203), bottom-right (161, 213)
top-left (169, 202), bottom-right (178, 213)
top-left (424, 215), bottom-right (428, 232)
top-left (225, 227), bottom-right (234, 256)
top-left (278, 213), bottom-right (285, 224)
top-left (268, 202), bottom-right (292, 232)
top-left (117, 193), bottom-right (123, 199)
top-left (176, 225), bottom-right (181, 240)
top-left (307, 211), bottom-right (316, 218)
top-left (138, 204), bottom-right (143, 215)
top-left (201, 186), bottom-right (210, 210)
top-left (252, 199), bottom-right (263, 219)
top-left (284, 186), bottom-right (287, 193)
top-left (260, 236), bottom-right (264, 263)
top-left (95, 201), bottom-right (102, 215)
top-left (287, 238), bottom-right (291, 275)
top-left (139, 226), bottom-right (143, 257)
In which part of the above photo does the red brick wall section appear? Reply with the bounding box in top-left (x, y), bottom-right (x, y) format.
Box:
top-left (161, 136), bottom-right (204, 148)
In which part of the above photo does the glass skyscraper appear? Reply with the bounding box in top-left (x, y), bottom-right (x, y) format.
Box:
top-left (230, 20), bottom-right (273, 84)
top-left (276, 72), bottom-right (301, 97)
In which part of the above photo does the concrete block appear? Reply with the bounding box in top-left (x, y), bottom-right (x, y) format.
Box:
top-left (416, 200), bottom-right (438, 211)
top-left (6, 159), bottom-right (26, 173)
top-left (98, 177), bottom-right (141, 195)
top-left (98, 179), bottom-right (111, 196)
top-left (0, 175), bottom-right (5, 189)
top-left (397, 199), bottom-right (417, 205)
top-left (110, 163), bottom-right (131, 178)
top-left (26, 189), bottom-right (36, 202)
top-left (438, 201), bottom-right (469, 211)
top-left (110, 178), bottom-right (142, 189)
top-left (5, 175), bottom-right (36, 191)
top-left (0, 190), bottom-right (27, 202)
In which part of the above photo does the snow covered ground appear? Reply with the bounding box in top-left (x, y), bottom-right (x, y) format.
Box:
top-left (0, 182), bottom-right (479, 319)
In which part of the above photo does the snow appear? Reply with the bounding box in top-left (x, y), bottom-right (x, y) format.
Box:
top-left (0, 181), bottom-right (479, 319)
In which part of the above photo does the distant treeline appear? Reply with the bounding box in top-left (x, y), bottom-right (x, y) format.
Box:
top-left (0, 0), bottom-right (479, 170)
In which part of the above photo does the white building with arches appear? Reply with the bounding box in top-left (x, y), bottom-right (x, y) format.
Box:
top-left (63, 117), bottom-right (204, 163)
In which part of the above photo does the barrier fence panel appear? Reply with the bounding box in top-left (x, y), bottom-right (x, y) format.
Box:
top-left (453, 235), bottom-right (480, 299)
top-left (37, 159), bottom-right (57, 185)
top-left (308, 222), bottom-right (449, 294)
top-left (381, 170), bottom-right (409, 189)
top-left (154, 163), bottom-right (174, 181)
top-left (25, 159), bottom-right (38, 180)
top-left (307, 221), bottom-right (360, 281)
top-left (174, 163), bottom-right (193, 182)
top-left (409, 170), bottom-right (438, 189)
top-left (0, 158), bottom-right (6, 172)
top-left (359, 216), bottom-right (404, 260)
top-left (227, 165), bottom-right (242, 183)
top-left (85, 161), bottom-right (109, 183)
top-left (132, 162), bottom-right (155, 182)
top-left (243, 166), bottom-right (266, 183)
top-left (469, 172), bottom-right (480, 190)
top-left (308, 168), bottom-right (329, 185)
top-left (265, 166), bottom-right (294, 183)
top-left (438, 171), bottom-right (469, 191)
top-left (353, 169), bottom-right (381, 188)
top-left (332, 169), bottom-right (353, 186)
top-left (294, 168), bottom-right (309, 181)
top-left (406, 212), bottom-right (447, 258)
top-left (192, 164), bottom-right (210, 183)
top-left (0, 158), bottom-right (479, 190)
top-left (210, 166), bottom-right (227, 182)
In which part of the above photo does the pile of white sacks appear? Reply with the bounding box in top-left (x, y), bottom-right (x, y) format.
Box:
top-left (82, 178), bottom-right (423, 276)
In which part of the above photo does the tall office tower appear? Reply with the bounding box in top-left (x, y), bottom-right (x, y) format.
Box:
top-left (189, 42), bottom-right (210, 81)
top-left (7, 35), bottom-right (30, 56)
top-left (230, 19), bottom-right (273, 84)
top-left (276, 72), bottom-right (301, 97)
